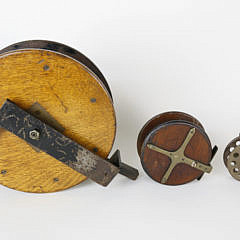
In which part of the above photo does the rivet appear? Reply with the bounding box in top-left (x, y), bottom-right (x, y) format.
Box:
top-left (192, 161), bottom-right (197, 168)
top-left (43, 65), bottom-right (50, 71)
top-left (53, 178), bottom-right (59, 182)
top-left (90, 98), bottom-right (96, 103)
top-left (93, 148), bottom-right (98, 153)
top-left (29, 130), bottom-right (40, 140)
top-left (1, 170), bottom-right (7, 175)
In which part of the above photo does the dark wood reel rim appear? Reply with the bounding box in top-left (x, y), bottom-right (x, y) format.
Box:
top-left (0, 40), bottom-right (113, 100)
top-left (140, 120), bottom-right (212, 185)
top-left (137, 111), bottom-right (204, 157)
top-left (223, 136), bottom-right (240, 167)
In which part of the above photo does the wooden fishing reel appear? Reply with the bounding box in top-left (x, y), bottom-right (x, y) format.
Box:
top-left (0, 40), bottom-right (138, 193)
top-left (223, 136), bottom-right (240, 181)
top-left (137, 112), bottom-right (218, 185)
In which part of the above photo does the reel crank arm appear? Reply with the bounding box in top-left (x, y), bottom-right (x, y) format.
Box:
top-left (0, 99), bottom-right (139, 187)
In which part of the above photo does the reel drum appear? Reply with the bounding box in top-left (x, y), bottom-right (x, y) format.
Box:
top-left (137, 112), bottom-right (217, 185)
top-left (0, 40), bottom-right (138, 193)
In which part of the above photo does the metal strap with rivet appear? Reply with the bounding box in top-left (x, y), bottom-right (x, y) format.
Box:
top-left (147, 128), bottom-right (212, 183)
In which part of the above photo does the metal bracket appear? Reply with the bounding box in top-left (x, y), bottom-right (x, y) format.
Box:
top-left (0, 99), bottom-right (139, 187)
top-left (147, 128), bottom-right (212, 183)
top-left (197, 145), bottom-right (218, 181)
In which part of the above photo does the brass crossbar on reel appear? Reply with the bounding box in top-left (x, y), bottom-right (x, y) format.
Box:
top-left (147, 128), bottom-right (212, 184)
top-left (137, 112), bottom-right (218, 185)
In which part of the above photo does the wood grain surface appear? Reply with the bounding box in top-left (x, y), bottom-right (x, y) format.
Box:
top-left (141, 123), bottom-right (212, 185)
top-left (0, 49), bottom-right (116, 193)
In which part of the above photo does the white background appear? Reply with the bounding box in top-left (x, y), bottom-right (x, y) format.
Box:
top-left (0, 0), bottom-right (239, 239)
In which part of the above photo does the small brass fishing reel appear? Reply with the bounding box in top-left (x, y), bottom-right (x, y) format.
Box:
top-left (137, 112), bottom-right (218, 185)
top-left (223, 136), bottom-right (240, 181)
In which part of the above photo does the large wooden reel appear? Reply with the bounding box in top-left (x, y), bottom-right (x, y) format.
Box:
top-left (0, 40), bottom-right (116, 193)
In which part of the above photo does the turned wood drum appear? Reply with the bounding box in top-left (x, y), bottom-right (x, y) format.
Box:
top-left (137, 112), bottom-right (217, 185)
top-left (0, 40), bottom-right (116, 193)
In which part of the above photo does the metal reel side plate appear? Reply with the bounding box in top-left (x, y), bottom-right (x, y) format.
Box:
top-left (223, 136), bottom-right (240, 180)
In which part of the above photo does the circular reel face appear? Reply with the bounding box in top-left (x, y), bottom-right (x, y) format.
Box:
top-left (140, 121), bottom-right (212, 185)
top-left (137, 112), bottom-right (204, 157)
top-left (223, 137), bottom-right (240, 180)
top-left (0, 41), bottom-right (116, 193)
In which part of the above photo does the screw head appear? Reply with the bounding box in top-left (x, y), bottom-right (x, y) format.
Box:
top-left (1, 170), bottom-right (7, 175)
top-left (29, 130), bottom-right (40, 140)
top-left (192, 161), bottom-right (197, 168)
top-left (93, 147), bottom-right (98, 153)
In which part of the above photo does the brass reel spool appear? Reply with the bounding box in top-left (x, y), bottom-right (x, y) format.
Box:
top-left (223, 136), bottom-right (240, 181)
top-left (137, 112), bottom-right (218, 185)
top-left (0, 40), bottom-right (138, 193)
